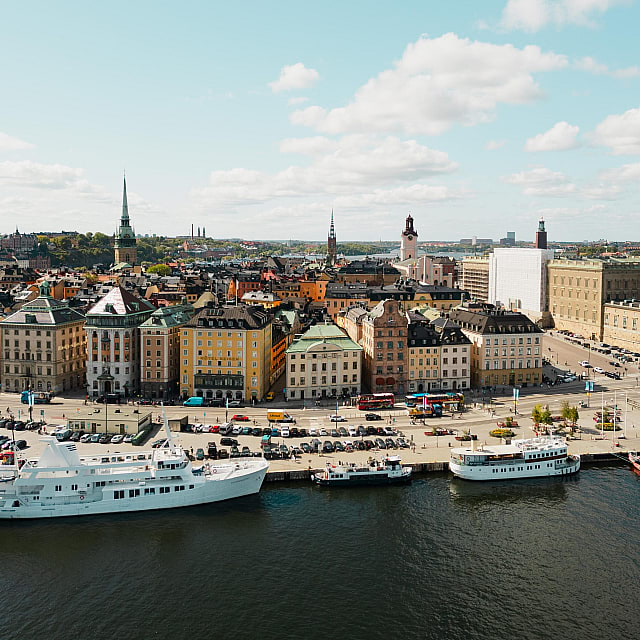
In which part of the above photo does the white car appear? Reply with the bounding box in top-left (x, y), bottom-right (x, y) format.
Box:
top-left (319, 428), bottom-right (328, 436)
top-left (348, 426), bottom-right (358, 437)
top-left (329, 415), bottom-right (347, 422)
top-left (80, 433), bottom-right (92, 443)
top-left (308, 427), bottom-right (318, 436)
top-left (579, 360), bottom-right (591, 368)
top-left (110, 434), bottom-right (124, 444)
top-left (123, 434), bottom-right (134, 443)
top-left (593, 366), bottom-right (605, 374)
top-left (280, 428), bottom-right (290, 438)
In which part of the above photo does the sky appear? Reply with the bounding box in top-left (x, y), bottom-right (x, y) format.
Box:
top-left (1, 0), bottom-right (640, 242)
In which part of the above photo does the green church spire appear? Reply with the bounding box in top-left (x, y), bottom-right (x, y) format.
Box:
top-left (121, 174), bottom-right (129, 223)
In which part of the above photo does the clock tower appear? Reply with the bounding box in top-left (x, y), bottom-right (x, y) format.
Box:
top-left (400, 214), bottom-right (418, 261)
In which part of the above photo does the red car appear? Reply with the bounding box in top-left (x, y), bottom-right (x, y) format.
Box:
top-left (210, 425), bottom-right (220, 433)
top-left (232, 415), bottom-right (250, 422)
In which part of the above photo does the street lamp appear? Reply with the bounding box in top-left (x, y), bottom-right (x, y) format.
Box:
top-left (97, 370), bottom-right (115, 435)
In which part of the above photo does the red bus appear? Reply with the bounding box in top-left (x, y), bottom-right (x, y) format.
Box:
top-left (357, 393), bottom-right (395, 410)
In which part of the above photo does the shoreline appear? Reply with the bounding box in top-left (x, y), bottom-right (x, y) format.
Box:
top-left (265, 449), bottom-right (633, 482)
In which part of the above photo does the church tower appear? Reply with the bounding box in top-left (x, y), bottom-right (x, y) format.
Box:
top-left (114, 176), bottom-right (138, 265)
top-left (535, 217), bottom-right (548, 250)
top-left (327, 210), bottom-right (337, 266)
top-left (400, 214), bottom-right (418, 261)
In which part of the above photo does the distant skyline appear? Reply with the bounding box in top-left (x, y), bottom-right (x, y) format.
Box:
top-left (1, 1), bottom-right (640, 241)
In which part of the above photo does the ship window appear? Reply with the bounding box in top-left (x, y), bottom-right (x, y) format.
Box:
top-left (71, 484), bottom-right (78, 490)
top-left (144, 488), bottom-right (155, 495)
top-left (129, 489), bottom-right (140, 498)
top-left (55, 485), bottom-right (62, 491)
top-left (189, 485), bottom-right (194, 489)
top-left (159, 487), bottom-right (170, 494)
top-left (114, 490), bottom-right (125, 499)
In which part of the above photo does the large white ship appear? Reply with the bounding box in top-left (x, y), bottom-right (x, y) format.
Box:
top-left (0, 424), bottom-right (268, 519)
top-left (449, 436), bottom-right (580, 481)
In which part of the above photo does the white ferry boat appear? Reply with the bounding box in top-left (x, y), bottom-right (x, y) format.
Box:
top-left (0, 424), bottom-right (268, 519)
top-left (449, 436), bottom-right (580, 481)
top-left (311, 456), bottom-right (412, 487)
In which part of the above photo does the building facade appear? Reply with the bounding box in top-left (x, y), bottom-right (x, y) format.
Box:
top-left (603, 300), bottom-right (640, 351)
top-left (1, 282), bottom-right (86, 394)
top-left (488, 248), bottom-right (555, 317)
top-left (85, 286), bottom-right (155, 398)
top-left (450, 305), bottom-right (543, 389)
top-left (360, 299), bottom-right (408, 394)
top-left (460, 256), bottom-right (490, 303)
top-left (180, 304), bottom-right (273, 402)
top-left (547, 259), bottom-right (640, 340)
top-left (286, 324), bottom-right (362, 400)
top-left (139, 304), bottom-right (194, 399)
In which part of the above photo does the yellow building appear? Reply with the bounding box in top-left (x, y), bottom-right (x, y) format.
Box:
top-left (180, 304), bottom-right (273, 402)
top-left (603, 301), bottom-right (640, 351)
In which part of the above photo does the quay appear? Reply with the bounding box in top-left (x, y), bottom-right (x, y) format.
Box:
top-left (264, 449), bottom-right (635, 482)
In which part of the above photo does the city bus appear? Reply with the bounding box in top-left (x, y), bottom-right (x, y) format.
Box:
top-left (357, 393), bottom-right (395, 410)
top-left (20, 390), bottom-right (52, 404)
top-left (405, 392), bottom-right (464, 411)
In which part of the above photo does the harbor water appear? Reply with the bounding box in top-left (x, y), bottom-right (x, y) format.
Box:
top-left (0, 466), bottom-right (637, 640)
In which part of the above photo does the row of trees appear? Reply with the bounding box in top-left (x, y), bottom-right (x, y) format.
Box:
top-left (531, 401), bottom-right (579, 426)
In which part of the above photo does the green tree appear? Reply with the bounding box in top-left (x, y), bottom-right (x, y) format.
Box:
top-left (531, 404), bottom-right (543, 424)
top-left (147, 264), bottom-right (171, 276)
top-left (560, 400), bottom-right (572, 422)
top-left (540, 406), bottom-right (553, 425)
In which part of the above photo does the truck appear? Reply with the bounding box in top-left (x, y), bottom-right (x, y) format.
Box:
top-left (183, 396), bottom-right (204, 407)
top-left (267, 410), bottom-right (296, 423)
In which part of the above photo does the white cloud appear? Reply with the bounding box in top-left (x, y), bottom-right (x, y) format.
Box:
top-left (591, 108), bottom-right (640, 154)
top-left (290, 33), bottom-right (567, 136)
top-left (269, 63), bottom-right (319, 93)
top-left (0, 132), bottom-right (35, 151)
top-left (486, 139), bottom-right (507, 150)
top-left (501, 0), bottom-right (630, 32)
top-left (288, 96), bottom-right (309, 106)
top-left (0, 160), bottom-right (84, 188)
top-left (334, 184), bottom-right (468, 208)
top-left (525, 121), bottom-right (580, 151)
top-left (600, 162), bottom-right (640, 183)
top-left (575, 56), bottom-right (639, 78)
top-left (193, 135), bottom-right (457, 206)
top-left (503, 166), bottom-right (576, 196)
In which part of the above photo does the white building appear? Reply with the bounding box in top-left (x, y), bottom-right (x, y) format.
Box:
top-left (286, 323), bottom-right (363, 401)
top-left (488, 248), bottom-right (555, 319)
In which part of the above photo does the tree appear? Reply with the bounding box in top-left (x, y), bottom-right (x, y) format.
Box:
top-left (540, 406), bottom-right (553, 425)
top-left (531, 404), bottom-right (543, 425)
top-left (147, 264), bottom-right (171, 276)
top-left (560, 400), bottom-right (571, 422)
top-left (567, 406), bottom-right (579, 425)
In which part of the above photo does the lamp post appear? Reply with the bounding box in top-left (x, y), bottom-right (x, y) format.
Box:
top-left (97, 370), bottom-right (115, 435)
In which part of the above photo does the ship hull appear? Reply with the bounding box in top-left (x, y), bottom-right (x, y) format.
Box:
top-left (312, 472), bottom-right (412, 487)
top-left (0, 463), bottom-right (268, 520)
top-left (449, 458), bottom-right (580, 481)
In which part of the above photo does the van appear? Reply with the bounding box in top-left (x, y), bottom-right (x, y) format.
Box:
top-left (183, 397), bottom-right (204, 407)
top-left (267, 410), bottom-right (295, 423)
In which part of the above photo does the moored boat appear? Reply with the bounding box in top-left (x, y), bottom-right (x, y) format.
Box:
top-left (628, 452), bottom-right (640, 473)
top-left (449, 436), bottom-right (580, 481)
top-left (0, 417), bottom-right (269, 519)
top-left (311, 456), bottom-right (412, 487)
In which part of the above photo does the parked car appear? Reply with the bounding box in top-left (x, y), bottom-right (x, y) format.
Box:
top-left (365, 413), bottom-right (382, 421)
top-left (70, 431), bottom-right (83, 442)
top-left (375, 438), bottom-right (387, 449)
top-left (308, 427), bottom-right (318, 436)
top-left (195, 448), bottom-right (205, 461)
top-left (80, 433), bottom-right (93, 443)
top-left (338, 426), bottom-right (349, 437)
top-left (265, 392), bottom-right (275, 401)
top-left (13, 421), bottom-right (26, 431)
top-left (228, 400), bottom-right (242, 408)
top-left (330, 429), bottom-right (339, 438)
top-left (15, 440), bottom-right (27, 450)
top-left (99, 434), bottom-right (112, 444)
top-left (300, 442), bottom-right (311, 454)
top-left (123, 434), bottom-right (135, 443)
top-left (220, 437), bottom-right (238, 447)
top-left (281, 428), bottom-right (290, 438)
top-left (110, 434), bottom-right (124, 444)
top-left (298, 428), bottom-right (308, 437)
top-left (322, 441), bottom-right (334, 453)
top-left (241, 446), bottom-right (251, 457)
top-left (151, 438), bottom-right (167, 448)
top-left (333, 441), bottom-right (345, 452)
top-left (348, 426), bottom-right (358, 437)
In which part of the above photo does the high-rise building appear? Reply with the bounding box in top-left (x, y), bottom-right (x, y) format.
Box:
top-left (460, 256), bottom-right (490, 302)
top-left (114, 176), bottom-right (138, 266)
top-left (327, 210), bottom-right (337, 266)
top-left (400, 214), bottom-right (418, 261)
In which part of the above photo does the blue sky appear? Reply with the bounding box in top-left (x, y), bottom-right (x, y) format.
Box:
top-left (1, 0), bottom-right (640, 242)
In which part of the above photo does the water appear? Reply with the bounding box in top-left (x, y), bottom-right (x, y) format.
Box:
top-left (0, 467), bottom-right (637, 640)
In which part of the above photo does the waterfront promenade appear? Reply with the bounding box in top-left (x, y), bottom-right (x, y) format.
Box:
top-left (3, 375), bottom-right (639, 477)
